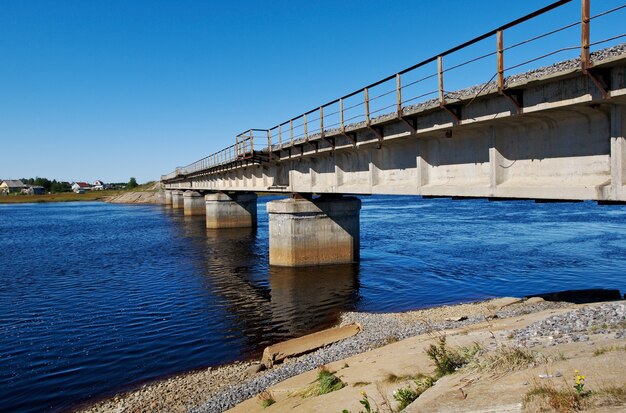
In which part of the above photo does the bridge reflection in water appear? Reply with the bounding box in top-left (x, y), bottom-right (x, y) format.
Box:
top-left (166, 212), bottom-right (360, 356)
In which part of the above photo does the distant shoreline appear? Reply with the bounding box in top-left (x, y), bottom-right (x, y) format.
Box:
top-left (0, 184), bottom-right (162, 204)
top-left (0, 190), bottom-right (127, 204)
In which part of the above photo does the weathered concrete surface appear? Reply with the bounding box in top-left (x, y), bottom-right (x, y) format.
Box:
top-left (261, 323), bottom-right (361, 368)
top-left (267, 196), bottom-right (361, 266)
top-left (105, 191), bottom-right (159, 204)
top-left (164, 190), bottom-right (172, 205)
top-left (183, 191), bottom-right (205, 216)
top-left (226, 302), bottom-right (626, 413)
top-left (171, 190), bottom-right (184, 209)
top-left (205, 192), bottom-right (257, 228)
top-left (163, 51), bottom-right (626, 202)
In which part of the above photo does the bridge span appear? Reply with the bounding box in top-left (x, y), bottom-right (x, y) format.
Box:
top-left (160, 0), bottom-right (626, 267)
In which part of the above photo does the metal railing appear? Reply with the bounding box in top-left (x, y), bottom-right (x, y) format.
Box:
top-left (162, 0), bottom-right (626, 181)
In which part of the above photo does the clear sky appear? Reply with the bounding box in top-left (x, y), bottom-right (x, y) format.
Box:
top-left (1, 0), bottom-right (623, 183)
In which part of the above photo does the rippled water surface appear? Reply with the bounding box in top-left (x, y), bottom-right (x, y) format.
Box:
top-left (1, 197), bottom-right (625, 412)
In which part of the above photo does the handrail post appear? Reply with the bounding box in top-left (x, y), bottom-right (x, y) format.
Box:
top-left (497, 30), bottom-right (505, 92)
top-left (364, 87), bottom-right (370, 126)
top-left (319, 106), bottom-right (324, 138)
top-left (581, 0), bottom-right (590, 72)
top-left (340, 98), bottom-right (345, 132)
top-left (438, 56), bottom-right (445, 105)
top-left (278, 124), bottom-right (282, 148)
top-left (267, 129), bottom-right (272, 161)
top-left (290, 120), bottom-right (294, 146)
top-left (249, 129), bottom-right (254, 155)
top-left (303, 113), bottom-right (308, 141)
top-left (396, 73), bottom-right (402, 117)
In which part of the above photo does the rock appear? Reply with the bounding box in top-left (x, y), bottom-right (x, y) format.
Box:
top-left (245, 364), bottom-right (264, 377)
top-left (445, 316), bottom-right (468, 322)
top-left (524, 297), bottom-right (545, 305)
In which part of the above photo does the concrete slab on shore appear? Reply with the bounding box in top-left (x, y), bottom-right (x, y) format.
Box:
top-left (261, 323), bottom-right (361, 368)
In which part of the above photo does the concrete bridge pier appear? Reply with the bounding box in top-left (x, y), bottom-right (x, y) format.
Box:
top-left (171, 190), bottom-right (184, 209)
top-left (164, 190), bottom-right (172, 206)
top-left (183, 191), bottom-right (205, 216)
top-left (205, 192), bottom-right (258, 228)
top-left (267, 195), bottom-right (361, 267)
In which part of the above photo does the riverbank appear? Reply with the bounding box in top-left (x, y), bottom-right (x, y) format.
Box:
top-left (0, 190), bottom-right (125, 204)
top-left (0, 183), bottom-right (160, 204)
top-left (75, 296), bottom-right (626, 413)
top-left (104, 190), bottom-right (160, 204)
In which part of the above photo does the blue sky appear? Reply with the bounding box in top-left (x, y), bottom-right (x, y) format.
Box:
top-left (1, 0), bottom-right (623, 183)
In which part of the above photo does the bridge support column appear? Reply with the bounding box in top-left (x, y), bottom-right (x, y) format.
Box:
top-left (205, 192), bottom-right (258, 228)
top-left (611, 104), bottom-right (625, 200)
top-left (267, 195), bottom-right (361, 267)
top-left (171, 190), bottom-right (184, 209)
top-left (183, 191), bottom-right (205, 216)
top-left (164, 190), bottom-right (172, 205)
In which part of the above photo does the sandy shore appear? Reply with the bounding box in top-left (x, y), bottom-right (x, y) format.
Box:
top-left (75, 297), bottom-right (625, 413)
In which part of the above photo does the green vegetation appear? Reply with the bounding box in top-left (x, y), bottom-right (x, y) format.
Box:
top-left (0, 190), bottom-right (125, 204)
top-left (20, 177), bottom-right (71, 193)
top-left (257, 390), bottom-right (275, 408)
top-left (296, 366), bottom-right (344, 398)
top-left (393, 386), bottom-right (419, 411)
top-left (426, 336), bottom-right (478, 378)
top-left (523, 369), bottom-right (626, 412)
top-left (128, 177), bottom-right (138, 189)
top-left (0, 178), bottom-right (157, 204)
top-left (343, 391), bottom-right (380, 413)
top-left (466, 345), bottom-right (544, 373)
top-left (523, 384), bottom-right (586, 412)
top-left (593, 345), bottom-right (626, 356)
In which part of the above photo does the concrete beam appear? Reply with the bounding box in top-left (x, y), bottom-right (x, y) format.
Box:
top-left (267, 196), bottom-right (361, 267)
top-left (205, 192), bottom-right (257, 229)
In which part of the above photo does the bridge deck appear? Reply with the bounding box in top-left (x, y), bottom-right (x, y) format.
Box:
top-left (163, 1), bottom-right (626, 202)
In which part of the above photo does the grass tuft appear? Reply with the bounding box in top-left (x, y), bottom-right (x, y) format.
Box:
top-left (593, 345), bottom-right (626, 356)
top-left (426, 336), bottom-right (478, 378)
top-left (393, 386), bottom-right (419, 411)
top-left (257, 391), bottom-right (275, 408)
top-left (523, 383), bottom-right (626, 412)
top-left (523, 384), bottom-right (583, 412)
top-left (296, 366), bottom-right (345, 398)
top-left (468, 345), bottom-right (544, 373)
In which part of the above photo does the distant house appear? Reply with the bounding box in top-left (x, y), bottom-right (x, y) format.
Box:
top-left (92, 180), bottom-right (105, 191)
top-left (71, 182), bottom-right (91, 193)
top-left (23, 186), bottom-right (46, 195)
top-left (0, 180), bottom-right (26, 194)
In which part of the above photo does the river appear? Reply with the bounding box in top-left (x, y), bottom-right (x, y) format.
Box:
top-left (1, 196), bottom-right (625, 412)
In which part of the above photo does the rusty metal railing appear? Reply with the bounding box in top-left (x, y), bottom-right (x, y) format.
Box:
top-left (162, 0), bottom-right (626, 182)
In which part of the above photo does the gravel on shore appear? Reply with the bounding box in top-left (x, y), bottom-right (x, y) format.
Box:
top-left (190, 299), bottom-right (576, 413)
top-left (510, 302), bottom-right (626, 347)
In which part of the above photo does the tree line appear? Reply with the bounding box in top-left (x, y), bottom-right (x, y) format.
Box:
top-left (20, 178), bottom-right (72, 193)
top-left (18, 177), bottom-right (140, 193)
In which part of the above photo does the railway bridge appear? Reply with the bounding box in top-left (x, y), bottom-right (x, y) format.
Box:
top-left (161, 0), bottom-right (626, 266)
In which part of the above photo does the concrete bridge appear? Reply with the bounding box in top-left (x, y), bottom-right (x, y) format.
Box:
top-left (161, 0), bottom-right (626, 267)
